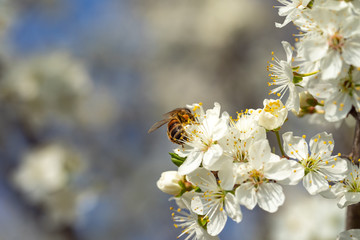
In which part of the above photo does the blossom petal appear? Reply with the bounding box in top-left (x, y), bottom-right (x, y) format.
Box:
top-left (324, 91), bottom-right (352, 122)
top-left (301, 35), bottom-right (328, 62)
top-left (318, 157), bottom-right (348, 181)
top-left (224, 193), bottom-right (242, 223)
top-left (178, 150), bottom-right (203, 175)
top-left (203, 144), bottom-right (223, 171)
top-left (337, 192), bottom-right (360, 208)
top-left (303, 171), bottom-right (329, 195)
top-left (320, 182), bottom-right (346, 199)
top-left (342, 36), bottom-right (360, 67)
top-left (320, 49), bottom-right (343, 80)
top-left (206, 203), bottom-right (227, 236)
top-left (218, 161), bottom-right (236, 190)
top-left (282, 41), bottom-right (293, 63)
top-left (248, 139), bottom-right (271, 169)
top-left (282, 132), bottom-right (308, 160)
top-left (285, 84), bottom-right (300, 113)
top-left (257, 183), bottom-right (285, 213)
top-left (186, 168), bottom-right (218, 192)
top-left (276, 160), bottom-right (305, 185)
top-left (309, 132), bottom-right (334, 159)
top-left (235, 182), bottom-right (257, 210)
top-left (191, 195), bottom-right (207, 215)
top-left (264, 157), bottom-right (291, 181)
top-left (337, 229), bottom-right (360, 240)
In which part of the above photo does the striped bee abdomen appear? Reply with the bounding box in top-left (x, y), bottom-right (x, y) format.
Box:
top-left (167, 119), bottom-right (186, 144)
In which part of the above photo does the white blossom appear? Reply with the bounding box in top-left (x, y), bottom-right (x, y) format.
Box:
top-left (298, 8), bottom-right (360, 80)
top-left (234, 139), bottom-right (291, 212)
top-left (267, 41), bottom-right (301, 113)
top-left (177, 102), bottom-right (229, 175)
top-left (187, 168), bottom-right (242, 236)
top-left (337, 229), bottom-right (360, 240)
top-left (321, 162), bottom-right (360, 208)
top-left (171, 192), bottom-right (219, 240)
top-left (308, 67), bottom-right (360, 122)
top-left (282, 132), bottom-right (348, 195)
top-left (258, 99), bottom-right (288, 130)
top-left (274, 0), bottom-right (312, 28)
top-left (157, 171), bottom-right (183, 195)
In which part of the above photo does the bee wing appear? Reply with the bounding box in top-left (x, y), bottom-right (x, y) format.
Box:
top-left (148, 108), bottom-right (185, 133)
top-left (148, 118), bottom-right (169, 133)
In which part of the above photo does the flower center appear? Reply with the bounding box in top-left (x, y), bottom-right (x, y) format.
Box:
top-left (264, 100), bottom-right (282, 117)
top-left (249, 169), bottom-right (265, 187)
top-left (339, 67), bottom-right (358, 96)
top-left (302, 158), bottom-right (319, 175)
top-left (345, 171), bottom-right (360, 192)
top-left (328, 33), bottom-right (345, 52)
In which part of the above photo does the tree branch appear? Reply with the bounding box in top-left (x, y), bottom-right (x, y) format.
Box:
top-left (346, 107), bottom-right (360, 230)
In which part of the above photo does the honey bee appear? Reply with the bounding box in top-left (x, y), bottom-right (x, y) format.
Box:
top-left (148, 108), bottom-right (195, 145)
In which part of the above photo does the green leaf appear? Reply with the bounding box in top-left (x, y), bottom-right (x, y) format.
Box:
top-left (169, 152), bottom-right (187, 167)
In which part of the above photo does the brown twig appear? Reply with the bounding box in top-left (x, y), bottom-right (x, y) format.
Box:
top-left (346, 107), bottom-right (360, 230)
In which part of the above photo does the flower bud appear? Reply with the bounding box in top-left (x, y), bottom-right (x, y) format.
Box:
top-left (156, 171), bottom-right (183, 195)
top-left (258, 99), bottom-right (288, 130)
top-left (299, 91), bottom-right (318, 109)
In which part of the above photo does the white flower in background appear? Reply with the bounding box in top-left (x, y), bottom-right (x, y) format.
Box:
top-left (234, 139), bottom-right (291, 212)
top-left (258, 99), bottom-right (288, 130)
top-left (270, 188), bottom-right (345, 240)
top-left (314, 0), bottom-right (360, 14)
top-left (1, 51), bottom-right (92, 127)
top-left (321, 162), bottom-right (360, 208)
top-left (12, 143), bottom-right (84, 203)
top-left (282, 132), bottom-right (348, 195)
top-left (275, 0), bottom-right (312, 28)
top-left (298, 8), bottom-right (360, 80)
top-left (267, 41), bottom-right (301, 113)
top-left (0, 0), bottom-right (16, 39)
top-left (337, 229), bottom-right (360, 240)
top-left (177, 102), bottom-right (229, 175)
top-left (187, 168), bottom-right (242, 236)
top-left (308, 67), bottom-right (360, 122)
top-left (156, 171), bottom-right (183, 195)
top-left (42, 187), bottom-right (98, 227)
top-left (171, 192), bottom-right (219, 240)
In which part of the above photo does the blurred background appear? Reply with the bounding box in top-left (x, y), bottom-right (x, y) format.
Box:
top-left (0, 0), bottom-right (354, 239)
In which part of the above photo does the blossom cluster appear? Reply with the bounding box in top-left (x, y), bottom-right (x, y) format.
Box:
top-left (269, 0), bottom-right (360, 122)
top-left (154, 1), bottom-right (360, 239)
top-left (156, 101), bottom-right (359, 239)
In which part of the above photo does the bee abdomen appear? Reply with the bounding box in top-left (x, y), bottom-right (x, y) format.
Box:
top-left (167, 119), bottom-right (186, 144)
